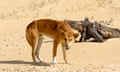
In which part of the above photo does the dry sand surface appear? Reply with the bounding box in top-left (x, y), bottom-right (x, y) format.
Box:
top-left (0, 0), bottom-right (120, 72)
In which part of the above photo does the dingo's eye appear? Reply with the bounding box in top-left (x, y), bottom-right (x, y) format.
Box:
top-left (69, 39), bottom-right (72, 41)
top-left (64, 38), bottom-right (67, 41)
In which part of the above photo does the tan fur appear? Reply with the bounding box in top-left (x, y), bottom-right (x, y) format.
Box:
top-left (100, 31), bottom-right (112, 39)
top-left (26, 19), bottom-right (79, 64)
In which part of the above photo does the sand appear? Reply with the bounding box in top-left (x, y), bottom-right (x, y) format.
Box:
top-left (0, 0), bottom-right (120, 72)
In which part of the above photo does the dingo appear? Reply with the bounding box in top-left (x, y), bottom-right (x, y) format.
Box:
top-left (26, 19), bottom-right (79, 64)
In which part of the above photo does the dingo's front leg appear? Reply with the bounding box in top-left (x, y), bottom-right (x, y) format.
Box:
top-left (52, 39), bottom-right (59, 64)
top-left (61, 43), bottom-right (68, 64)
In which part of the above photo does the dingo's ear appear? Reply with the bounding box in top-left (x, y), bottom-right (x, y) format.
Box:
top-left (74, 32), bottom-right (79, 39)
top-left (60, 29), bottom-right (65, 36)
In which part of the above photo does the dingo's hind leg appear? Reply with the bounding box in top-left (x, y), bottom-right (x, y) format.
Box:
top-left (35, 35), bottom-right (43, 62)
top-left (26, 28), bottom-right (37, 62)
top-left (31, 37), bottom-right (37, 62)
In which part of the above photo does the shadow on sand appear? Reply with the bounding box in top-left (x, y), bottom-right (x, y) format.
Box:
top-left (0, 60), bottom-right (50, 66)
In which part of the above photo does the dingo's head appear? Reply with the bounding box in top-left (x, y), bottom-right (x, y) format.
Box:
top-left (61, 31), bottom-right (79, 50)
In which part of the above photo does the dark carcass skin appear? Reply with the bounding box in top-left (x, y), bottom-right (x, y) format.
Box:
top-left (64, 18), bottom-right (104, 42)
top-left (65, 18), bottom-right (120, 42)
top-left (93, 21), bottom-right (120, 39)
